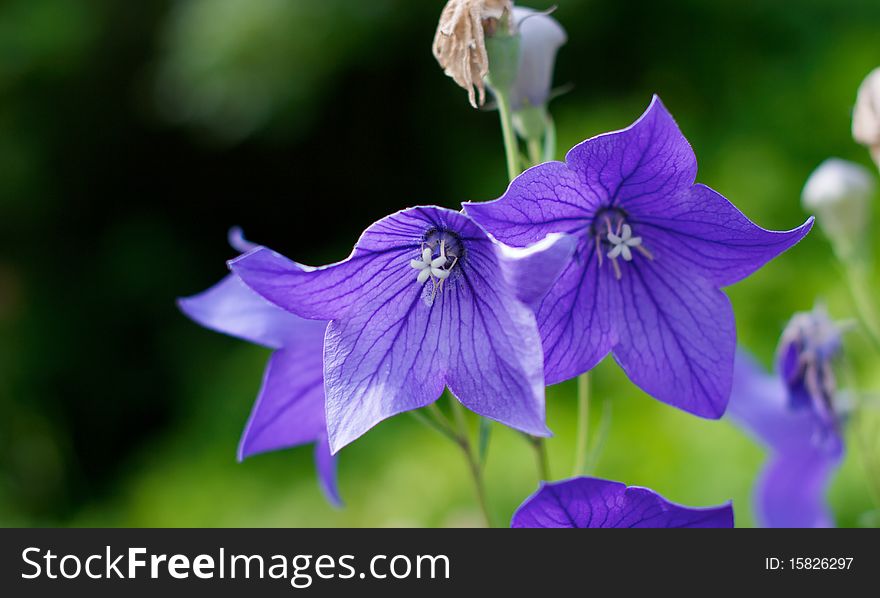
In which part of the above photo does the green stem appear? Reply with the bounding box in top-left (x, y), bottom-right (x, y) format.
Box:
top-left (542, 114), bottom-right (557, 163)
top-left (526, 137), bottom-right (542, 167)
top-left (573, 373), bottom-right (591, 476)
top-left (843, 263), bottom-right (880, 353)
top-left (496, 91), bottom-right (520, 181)
top-left (500, 97), bottom-right (555, 484)
top-left (527, 435), bottom-right (550, 481)
top-left (855, 410), bottom-right (880, 512)
top-left (409, 409), bottom-right (457, 443)
top-left (449, 397), bottom-right (493, 527)
top-left (426, 403), bottom-right (454, 431)
top-left (462, 444), bottom-right (493, 528)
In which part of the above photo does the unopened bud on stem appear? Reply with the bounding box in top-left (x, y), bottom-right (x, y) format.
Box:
top-left (854, 68), bottom-right (880, 169)
top-left (801, 158), bottom-right (875, 261)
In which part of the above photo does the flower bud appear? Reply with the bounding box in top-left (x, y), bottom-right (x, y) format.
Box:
top-left (508, 7), bottom-right (567, 112)
top-left (801, 158), bottom-right (874, 259)
top-left (853, 67), bottom-right (880, 168)
top-left (484, 11), bottom-right (520, 93)
top-left (432, 0), bottom-right (514, 108)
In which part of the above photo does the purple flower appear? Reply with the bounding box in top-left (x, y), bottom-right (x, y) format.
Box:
top-left (727, 306), bottom-right (846, 528)
top-left (511, 477), bottom-right (734, 528)
top-left (230, 206), bottom-right (575, 453)
top-left (178, 231), bottom-right (340, 506)
top-left (465, 96), bottom-right (813, 418)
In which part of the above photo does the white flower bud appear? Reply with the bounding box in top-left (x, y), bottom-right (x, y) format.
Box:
top-left (853, 67), bottom-right (880, 168)
top-left (509, 7), bottom-right (567, 111)
top-left (801, 158), bottom-right (875, 258)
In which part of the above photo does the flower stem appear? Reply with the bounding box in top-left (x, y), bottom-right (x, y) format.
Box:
top-left (843, 263), bottom-right (880, 353)
top-left (572, 373), bottom-right (591, 476)
top-left (527, 137), bottom-right (542, 168)
top-left (525, 434), bottom-right (550, 481)
top-left (498, 97), bottom-right (555, 484)
top-left (408, 408), bottom-right (457, 443)
top-left (542, 114), bottom-right (557, 163)
top-left (855, 409), bottom-right (880, 512)
top-left (449, 396), bottom-right (494, 527)
top-left (496, 91), bottom-right (520, 182)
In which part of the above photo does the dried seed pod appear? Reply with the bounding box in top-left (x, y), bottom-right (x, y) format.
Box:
top-left (432, 0), bottom-right (514, 108)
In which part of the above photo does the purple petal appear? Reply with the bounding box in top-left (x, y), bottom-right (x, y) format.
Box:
top-left (229, 207), bottom-right (440, 320)
top-left (322, 305), bottom-right (449, 452)
top-left (726, 352), bottom-right (843, 527)
top-left (314, 435), bottom-right (342, 508)
top-left (466, 96), bottom-right (811, 403)
top-left (465, 97), bottom-right (696, 246)
top-left (178, 274), bottom-right (326, 350)
top-left (757, 449), bottom-right (840, 528)
top-left (565, 95), bottom-right (697, 211)
top-left (444, 245), bottom-right (551, 438)
top-left (532, 242), bottom-right (618, 385)
top-left (610, 257), bottom-right (735, 418)
top-left (496, 232), bottom-right (576, 307)
top-left (464, 161), bottom-right (595, 247)
top-left (511, 477), bottom-right (733, 528)
top-left (234, 206), bottom-right (553, 452)
top-left (633, 185), bottom-right (814, 287)
top-left (318, 208), bottom-right (552, 452)
top-left (726, 352), bottom-right (795, 448)
top-left (727, 352), bottom-right (843, 457)
top-left (238, 346), bottom-right (327, 460)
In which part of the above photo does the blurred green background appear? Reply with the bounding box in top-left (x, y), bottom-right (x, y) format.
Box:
top-left (1, 0), bottom-right (879, 527)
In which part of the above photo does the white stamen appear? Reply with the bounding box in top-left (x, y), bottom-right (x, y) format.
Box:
top-left (605, 222), bottom-right (643, 263)
top-left (411, 239), bottom-right (458, 289)
top-left (610, 257), bottom-right (622, 280)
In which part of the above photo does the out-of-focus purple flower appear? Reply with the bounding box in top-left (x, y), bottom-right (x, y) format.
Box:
top-left (727, 306), bottom-right (846, 528)
top-left (178, 233), bottom-right (341, 506)
top-left (465, 96), bottom-right (813, 418)
top-left (508, 7), bottom-right (566, 111)
top-left (777, 305), bottom-right (845, 426)
top-left (230, 206), bottom-right (575, 453)
top-left (511, 477), bottom-right (734, 528)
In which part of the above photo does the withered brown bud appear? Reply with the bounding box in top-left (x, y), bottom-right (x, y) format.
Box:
top-left (432, 0), bottom-right (514, 108)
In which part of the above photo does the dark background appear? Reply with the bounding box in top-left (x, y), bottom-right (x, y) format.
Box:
top-left (2, 0), bottom-right (879, 526)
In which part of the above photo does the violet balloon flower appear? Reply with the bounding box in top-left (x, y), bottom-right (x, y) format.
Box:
top-left (465, 96), bottom-right (813, 418)
top-left (178, 230), bottom-right (340, 506)
top-left (511, 477), bottom-right (734, 528)
top-left (727, 305), bottom-right (846, 527)
top-left (230, 206), bottom-right (575, 453)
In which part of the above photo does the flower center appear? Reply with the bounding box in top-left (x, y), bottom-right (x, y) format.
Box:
top-left (780, 307), bottom-right (844, 424)
top-left (590, 208), bottom-right (652, 279)
top-left (409, 229), bottom-right (462, 298)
